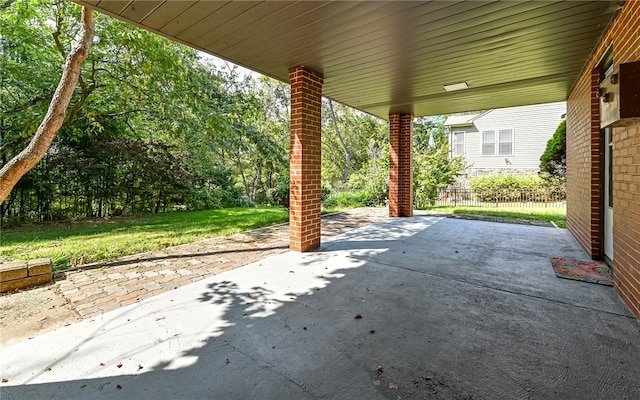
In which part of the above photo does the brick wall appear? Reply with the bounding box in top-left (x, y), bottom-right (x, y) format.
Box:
top-left (615, 118), bottom-right (640, 319)
top-left (567, 0), bottom-right (640, 318)
top-left (389, 113), bottom-right (413, 217)
top-left (567, 68), bottom-right (603, 258)
top-left (289, 66), bottom-right (323, 252)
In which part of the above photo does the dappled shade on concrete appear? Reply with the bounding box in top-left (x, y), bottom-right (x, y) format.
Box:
top-left (1, 217), bottom-right (638, 399)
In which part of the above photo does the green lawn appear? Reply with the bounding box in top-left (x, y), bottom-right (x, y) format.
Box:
top-left (0, 207), bottom-right (289, 271)
top-left (425, 205), bottom-right (567, 228)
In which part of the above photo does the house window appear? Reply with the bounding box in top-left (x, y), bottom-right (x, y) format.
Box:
top-left (482, 129), bottom-right (514, 156)
top-left (498, 129), bottom-right (513, 155)
top-left (452, 131), bottom-right (465, 156)
top-left (482, 130), bottom-right (495, 155)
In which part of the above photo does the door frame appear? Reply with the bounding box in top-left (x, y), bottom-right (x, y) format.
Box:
top-left (597, 47), bottom-right (614, 263)
top-left (603, 126), bottom-right (614, 262)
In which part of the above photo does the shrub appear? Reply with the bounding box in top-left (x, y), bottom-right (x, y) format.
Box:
top-left (181, 186), bottom-right (244, 210)
top-left (235, 196), bottom-right (256, 208)
top-left (469, 175), bottom-right (564, 202)
top-left (323, 191), bottom-right (366, 209)
top-left (321, 183), bottom-right (332, 202)
top-left (345, 162), bottom-right (389, 207)
top-left (267, 173), bottom-right (290, 208)
top-left (267, 176), bottom-right (332, 209)
top-left (414, 149), bottom-right (468, 208)
top-left (540, 119), bottom-right (566, 178)
top-left (322, 188), bottom-right (386, 209)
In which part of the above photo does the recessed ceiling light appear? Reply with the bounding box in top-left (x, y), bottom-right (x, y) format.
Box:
top-left (443, 82), bottom-right (469, 92)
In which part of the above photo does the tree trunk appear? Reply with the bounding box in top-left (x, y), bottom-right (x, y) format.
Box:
top-left (155, 191), bottom-right (162, 213)
top-left (327, 99), bottom-right (351, 185)
top-left (252, 160), bottom-right (262, 201)
top-left (0, 118), bottom-right (6, 166)
top-left (1, 190), bottom-right (17, 219)
top-left (0, 7), bottom-right (95, 203)
top-left (236, 152), bottom-right (250, 198)
top-left (85, 190), bottom-right (93, 218)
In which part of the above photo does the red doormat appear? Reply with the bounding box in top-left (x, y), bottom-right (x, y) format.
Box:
top-left (550, 257), bottom-right (613, 286)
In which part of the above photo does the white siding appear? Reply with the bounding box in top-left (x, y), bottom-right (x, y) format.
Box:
top-left (449, 102), bottom-right (566, 172)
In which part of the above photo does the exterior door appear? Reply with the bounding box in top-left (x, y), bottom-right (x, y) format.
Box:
top-left (604, 127), bottom-right (614, 260)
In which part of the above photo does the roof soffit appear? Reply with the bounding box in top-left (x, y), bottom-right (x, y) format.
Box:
top-left (75, 0), bottom-right (622, 119)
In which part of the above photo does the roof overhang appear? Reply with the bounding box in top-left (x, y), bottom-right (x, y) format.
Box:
top-left (444, 114), bottom-right (478, 127)
top-left (75, 1), bottom-right (622, 119)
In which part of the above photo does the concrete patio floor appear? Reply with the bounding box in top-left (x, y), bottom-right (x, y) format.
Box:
top-left (1, 216), bottom-right (639, 399)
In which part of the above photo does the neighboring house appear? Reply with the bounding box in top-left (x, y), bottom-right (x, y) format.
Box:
top-left (444, 102), bottom-right (566, 181)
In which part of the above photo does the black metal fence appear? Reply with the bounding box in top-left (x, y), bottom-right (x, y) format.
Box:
top-left (432, 188), bottom-right (566, 208)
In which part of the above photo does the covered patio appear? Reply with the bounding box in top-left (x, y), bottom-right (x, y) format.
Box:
top-left (70, 0), bottom-right (640, 320)
top-left (1, 216), bottom-right (638, 398)
top-left (74, 0), bottom-right (624, 251)
top-left (4, 1), bottom-right (636, 397)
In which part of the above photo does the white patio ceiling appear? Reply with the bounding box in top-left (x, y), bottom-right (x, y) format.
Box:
top-left (75, 0), bottom-right (622, 119)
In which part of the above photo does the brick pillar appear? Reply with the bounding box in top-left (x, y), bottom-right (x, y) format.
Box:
top-left (289, 66), bottom-right (323, 252)
top-left (389, 113), bottom-right (413, 217)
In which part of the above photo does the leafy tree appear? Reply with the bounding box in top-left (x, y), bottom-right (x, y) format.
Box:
top-left (325, 99), bottom-right (353, 185)
top-left (0, 2), bottom-right (94, 202)
top-left (220, 74), bottom-right (289, 204)
top-left (343, 117), bottom-right (389, 204)
top-left (540, 119), bottom-right (566, 178)
top-left (2, 0), bottom-right (412, 223)
top-left (413, 116), bottom-right (468, 207)
top-left (322, 100), bottom-right (387, 189)
top-left (413, 115), bottom-right (448, 151)
top-left (1, 0), bottom-right (274, 221)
